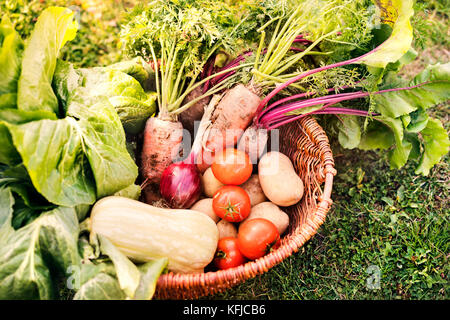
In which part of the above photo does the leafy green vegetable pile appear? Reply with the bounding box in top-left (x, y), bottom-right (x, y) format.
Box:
top-left (0, 7), bottom-right (164, 300)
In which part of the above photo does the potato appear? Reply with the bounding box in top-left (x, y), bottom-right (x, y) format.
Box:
top-left (241, 202), bottom-right (289, 235)
top-left (240, 174), bottom-right (267, 206)
top-left (190, 198), bottom-right (220, 223)
top-left (217, 219), bottom-right (238, 239)
top-left (201, 167), bottom-right (225, 197)
top-left (258, 151), bottom-right (304, 206)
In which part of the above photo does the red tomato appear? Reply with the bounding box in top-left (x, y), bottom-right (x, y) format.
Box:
top-left (237, 218), bottom-right (280, 260)
top-left (214, 237), bottom-right (246, 270)
top-left (211, 148), bottom-right (252, 185)
top-left (212, 186), bottom-right (251, 222)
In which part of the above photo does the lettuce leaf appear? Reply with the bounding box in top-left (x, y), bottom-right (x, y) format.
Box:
top-left (53, 60), bottom-right (157, 135)
top-left (0, 189), bottom-right (80, 300)
top-left (0, 15), bottom-right (24, 109)
top-left (7, 97), bottom-right (138, 206)
top-left (17, 7), bottom-right (77, 115)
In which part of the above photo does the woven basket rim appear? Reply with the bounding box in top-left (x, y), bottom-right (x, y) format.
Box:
top-left (155, 116), bottom-right (336, 298)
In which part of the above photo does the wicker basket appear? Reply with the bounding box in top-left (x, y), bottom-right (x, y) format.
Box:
top-left (154, 116), bottom-right (336, 299)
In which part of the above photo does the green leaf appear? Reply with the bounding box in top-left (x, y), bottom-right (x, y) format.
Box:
top-left (0, 187), bottom-right (14, 230)
top-left (73, 268), bottom-right (126, 300)
top-left (0, 122), bottom-right (21, 165)
top-left (6, 96), bottom-right (138, 206)
top-left (0, 205), bottom-right (80, 299)
top-left (406, 108), bottom-right (429, 133)
top-left (0, 15), bottom-right (24, 109)
top-left (98, 235), bottom-right (141, 298)
top-left (53, 60), bottom-right (157, 134)
top-left (66, 96), bottom-right (139, 198)
top-left (7, 119), bottom-right (97, 207)
top-left (374, 116), bottom-right (411, 169)
top-left (336, 115), bottom-right (361, 149)
top-left (360, 0), bottom-right (414, 68)
top-left (359, 120), bottom-right (395, 151)
top-left (415, 118), bottom-right (450, 176)
top-left (114, 184), bottom-right (142, 200)
top-left (17, 7), bottom-right (77, 115)
top-left (0, 108), bottom-right (57, 124)
top-left (134, 258), bottom-right (168, 300)
top-left (373, 63), bottom-right (450, 118)
top-left (107, 57), bottom-right (151, 86)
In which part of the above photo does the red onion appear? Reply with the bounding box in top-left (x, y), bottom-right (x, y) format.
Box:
top-left (160, 162), bottom-right (201, 209)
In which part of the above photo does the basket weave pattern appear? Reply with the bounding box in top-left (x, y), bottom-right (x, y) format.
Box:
top-left (155, 116), bottom-right (336, 299)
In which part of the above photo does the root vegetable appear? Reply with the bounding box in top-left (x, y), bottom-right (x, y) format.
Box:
top-left (179, 86), bottom-right (211, 136)
top-left (217, 219), bottom-right (238, 239)
top-left (190, 198), bottom-right (220, 223)
top-left (195, 84), bottom-right (261, 172)
top-left (258, 151), bottom-right (304, 206)
top-left (140, 117), bottom-right (183, 188)
top-left (237, 125), bottom-right (268, 164)
top-left (201, 167), bottom-right (225, 197)
top-left (240, 174), bottom-right (267, 206)
top-left (241, 202), bottom-right (289, 235)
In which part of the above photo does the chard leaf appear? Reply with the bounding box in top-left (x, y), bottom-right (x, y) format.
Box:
top-left (336, 115), bottom-right (361, 149)
top-left (374, 116), bottom-right (411, 169)
top-left (415, 118), bottom-right (450, 176)
top-left (406, 108), bottom-right (429, 133)
top-left (98, 235), bottom-right (141, 298)
top-left (359, 120), bottom-right (395, 151)
top-left (0, 15), bottom-right (24, 109)
top-left (17, 7), bottom-right (77, 115)
top-left (0, 204), bottom-right (80, 300)
top-left (373, 63), bottom-right (450, 118)
top-left (360, 0), bottom-right (414, 68)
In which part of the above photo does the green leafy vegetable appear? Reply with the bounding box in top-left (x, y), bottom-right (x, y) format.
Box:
top-left (53, 60), bottom-right (157, 134)
top-left (0, 193), bottom-right (80, 300)
top-left (17, 6), bottom-right (77, 115)
top-left (7, 97), bottom-right (138, 206)
top-left (98, 235), bottom-right (141, 298)
top-left (0, 15), bottom-right (24, 109)
top-left (415, 118), bottom-right (450, 176)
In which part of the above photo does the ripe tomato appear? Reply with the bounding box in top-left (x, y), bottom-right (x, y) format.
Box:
top-left (212, 186), bottom-right (251, 222)
top-left (214, 237), bottom-right (246, 270)
top-left (211, 148), bottom-right (252, 185)
top-left (237, 218), bottom-right (280, 260)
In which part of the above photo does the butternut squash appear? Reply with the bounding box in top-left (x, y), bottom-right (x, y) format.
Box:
top-left (90, 196), bottom-right (219, 274)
